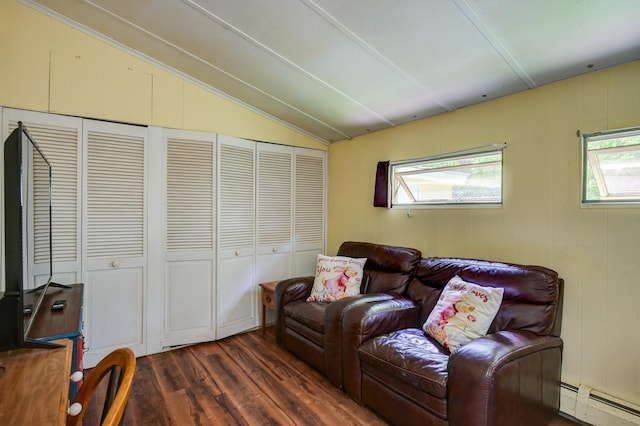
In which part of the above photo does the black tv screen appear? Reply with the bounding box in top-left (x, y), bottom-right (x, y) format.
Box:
top-left (3, 125), bottom-right (24, 296)
top-left (0, 122), bottom-right (56, 350)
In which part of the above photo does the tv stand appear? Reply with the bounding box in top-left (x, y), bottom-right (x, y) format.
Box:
top-left (27, 281), bottom-right (72, 294)
top-left (26, 284), bottom-right (84, 399)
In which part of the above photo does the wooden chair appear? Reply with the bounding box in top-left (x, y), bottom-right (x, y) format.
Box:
top-left (67, 347), bottom-right (136, 426)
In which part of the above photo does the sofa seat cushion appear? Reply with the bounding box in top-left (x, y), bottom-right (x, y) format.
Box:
top-left (358, 328), bottom-right (449, 399)
top-left (283, 300), bottom-right (328, 345)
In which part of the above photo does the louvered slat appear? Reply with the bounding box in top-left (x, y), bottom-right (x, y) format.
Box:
top-left (87, 131), bottom-right (144, 259)
top-left (9, 120), bottom-right (78, 264)
top-left (257, 150), bottom-right (291, 247)
top-left (166, 138), bottom-right (214, 252)
top-left (295, 154), bottom-right (324, 245)
top-left (219, 144), bottom-right (254, 250)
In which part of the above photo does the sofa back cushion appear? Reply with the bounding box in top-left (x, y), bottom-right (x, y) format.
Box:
top-left (336, 241), bottom-right (421, 296)
top-left (407, 257), bottom-right (561, 336)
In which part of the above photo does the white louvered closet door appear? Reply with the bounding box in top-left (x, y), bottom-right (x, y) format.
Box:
top-left (293, 148), bottom-right (326, 276)
top-left (217, 135), bottom-right (256, 339)
top-left (163, 130), bottom-right (216, 347)
top-left (256, 143), bottom-right (293, 286)
top-left (83, 119), bottom-right (147, 367)
top-left (3, 109), bottom-right (83, 289)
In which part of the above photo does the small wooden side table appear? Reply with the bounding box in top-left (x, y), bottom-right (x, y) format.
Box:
top-left (259, 280), bottom-right (279, 334)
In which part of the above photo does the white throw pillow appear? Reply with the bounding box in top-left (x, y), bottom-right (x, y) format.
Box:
top-left (423, 275), bottom-right (504, 352)
top-left (306, 254), bottom-right (366, 303)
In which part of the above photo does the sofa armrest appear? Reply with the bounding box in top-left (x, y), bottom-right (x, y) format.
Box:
top-left (341, 297), bottom-right (421, 399)
top-left (275, 276), bottom-right (314, 305)
top-left (343, 297), bottom-right (420, 341)
top-left (323, 293), bottom-right (398, 388)
top-left (448, 331), bottom-right (563, 426)
top-left (274, 276), bottom-right (314, 346)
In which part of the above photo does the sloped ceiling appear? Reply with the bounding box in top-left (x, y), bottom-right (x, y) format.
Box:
top-left (24, 0), bottom-right (640, 143)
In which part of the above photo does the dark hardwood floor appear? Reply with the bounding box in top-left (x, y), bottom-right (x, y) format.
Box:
top-left (85, 326), bottom-right (585, 425)
top-left (86, 327), bottom-right (388, 425)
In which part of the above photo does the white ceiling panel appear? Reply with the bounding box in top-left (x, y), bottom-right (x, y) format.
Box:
top-left (468, 0), bottom-right (640, 85)
top-left (24, 0), bottom-right (640, 143)
top-left (316, 0), bottom-right (534, 107)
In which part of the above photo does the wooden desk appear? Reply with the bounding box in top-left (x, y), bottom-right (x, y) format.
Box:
top-left (259, 281), bottom-right (278, 334)
top-left (0, 339), bottom-right (73, 425)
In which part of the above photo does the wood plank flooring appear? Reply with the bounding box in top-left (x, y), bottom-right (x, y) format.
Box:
top-left (84, 327), bottom-right (584, 425)
top-left (85, 327), bottom-right (388, 425)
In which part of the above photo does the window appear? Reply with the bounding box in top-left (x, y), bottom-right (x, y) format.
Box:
top-left (391, 144), bottom-right (505, 207)
top-left (582, 127), bottom-right (640, 205)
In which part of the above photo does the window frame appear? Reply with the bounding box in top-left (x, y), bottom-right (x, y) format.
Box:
top-left (581, 126), bottom-right (640, 207)
top-left (390, 144), bottom-right (506, 208)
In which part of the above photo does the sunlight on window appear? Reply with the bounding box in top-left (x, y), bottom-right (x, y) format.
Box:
top-left (583, 127), bottom-right (640, 204)
top-left (391, 146), bottom-right (504, 207)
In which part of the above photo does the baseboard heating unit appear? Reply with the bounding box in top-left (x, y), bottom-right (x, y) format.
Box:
top-left (561, 382), bottom-right (640, 426)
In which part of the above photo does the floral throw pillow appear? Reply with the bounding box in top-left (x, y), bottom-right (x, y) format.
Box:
top-left (423, 275), bottom-right (504, 352)
top-left (306, 254), bottom-right (366, 303)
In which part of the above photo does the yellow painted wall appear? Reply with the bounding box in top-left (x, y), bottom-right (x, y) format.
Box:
top-left (0, 1), bottom-right (326, 150)
top-left (328, 61), bottom-right (640, 406)
top-left (3, 0), bottom-right (639, 410)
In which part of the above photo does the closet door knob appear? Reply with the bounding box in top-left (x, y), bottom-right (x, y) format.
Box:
top-left (111, 260), bottom-right (119, 267)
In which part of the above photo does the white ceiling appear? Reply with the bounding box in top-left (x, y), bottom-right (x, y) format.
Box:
top-left (24, 0), bottom-right (640, 143)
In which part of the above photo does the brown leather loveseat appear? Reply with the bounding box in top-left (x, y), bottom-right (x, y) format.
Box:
top-left (275, 242), bottom-right (564, 425)
top-left (274, 241), bottom-right (422, 390)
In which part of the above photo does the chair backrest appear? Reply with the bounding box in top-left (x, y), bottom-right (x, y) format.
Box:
top-left (407, 257), bottom-right (562, 336)
top-left (336, 241), bottom-right (422, 295)
top-left (67, 347), bottom-right (136, 426)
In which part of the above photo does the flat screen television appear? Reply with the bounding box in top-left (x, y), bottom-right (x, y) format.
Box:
top-left (0, 121), bottom-right (62, 350)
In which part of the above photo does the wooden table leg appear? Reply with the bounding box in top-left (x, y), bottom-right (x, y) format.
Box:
top-left (259, 280), bottom-right (278, 336)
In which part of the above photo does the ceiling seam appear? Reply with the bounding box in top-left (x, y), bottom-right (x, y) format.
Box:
top-left (183, 0), bottom-right (396, 128)
top-left (21, 0), bottom-right (338, 144)
top-left (452, 0), bottom-right (538, 89)
top-left (301, 0), bottom-right (455, 113)
top-left (89, 0), bottom-right (348, 141)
